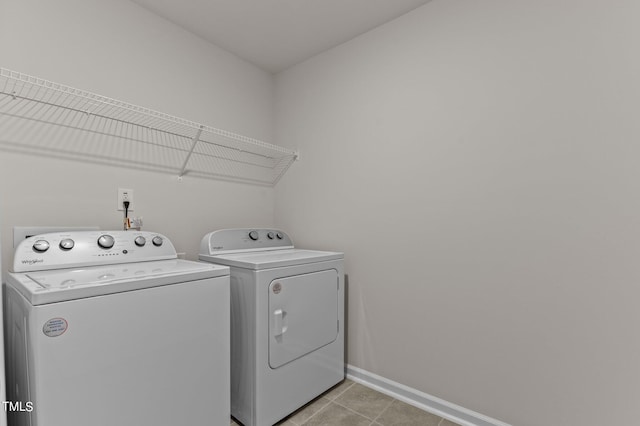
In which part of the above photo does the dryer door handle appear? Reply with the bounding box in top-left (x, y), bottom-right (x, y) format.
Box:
top-left (273, 309), bottom-right (288, 337)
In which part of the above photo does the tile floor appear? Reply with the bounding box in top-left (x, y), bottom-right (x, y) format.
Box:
top-left (230, 379), bottom-right (462, 426)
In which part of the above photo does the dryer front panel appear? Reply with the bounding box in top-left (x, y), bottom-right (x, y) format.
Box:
top-left (268, 269), bottom-right (339, 369)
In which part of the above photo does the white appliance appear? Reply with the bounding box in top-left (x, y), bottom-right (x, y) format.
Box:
top-left (4, 230), bottom-right (230, 426)
top-left (199, 228), bottom-right (344, 426)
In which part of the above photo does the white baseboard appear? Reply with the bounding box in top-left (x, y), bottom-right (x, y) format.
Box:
top-left (346, 365), bottom-right (512, 426)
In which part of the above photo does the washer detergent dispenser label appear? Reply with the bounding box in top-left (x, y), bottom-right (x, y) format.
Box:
top-left (43, 317), bottom-right (68, 337)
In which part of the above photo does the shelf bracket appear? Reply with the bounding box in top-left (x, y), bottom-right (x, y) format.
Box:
top-left (178, 125), bottom-right (204, 178)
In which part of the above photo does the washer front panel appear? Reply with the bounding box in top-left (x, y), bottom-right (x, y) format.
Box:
top-left (4, 274), bottom-right (230, 426)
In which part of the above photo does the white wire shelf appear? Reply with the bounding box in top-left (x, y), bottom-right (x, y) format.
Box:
top-left (0, 67), bottom-right (298, 186)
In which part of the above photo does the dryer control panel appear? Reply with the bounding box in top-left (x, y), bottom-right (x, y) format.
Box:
top-left (12, 230), bottom-right (177, 272)
top-left (200, 228), bottom-right (294, 255)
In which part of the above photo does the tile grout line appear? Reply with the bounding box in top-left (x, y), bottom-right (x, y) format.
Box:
top-left (370, 397), bottom-right (396, 425)
top-left (284, 381), bottom-right (355, 425)
top-left (290, 397), bottom-right (334, 426)
top-left (331, 399), bottom-right (378, 422)
top-left (296, 399), bottom-right (335, 425)
top-left (328, 382), bottom-right (397, 424)
top-left (331, 396), bottom-right (393, 424)
top-left (329, 381), bottom-right (355, 400)
top-left (289, 415), bottom-right (301, 426)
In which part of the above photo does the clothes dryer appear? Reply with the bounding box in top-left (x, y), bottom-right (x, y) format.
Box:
top-left (4, 231), bottom-right (230, 426)
top-left (199, 228), bottom-right (344, 426)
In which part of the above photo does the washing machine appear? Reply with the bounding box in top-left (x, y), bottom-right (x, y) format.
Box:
top-left (4, 230), bottom-right (230, 426)
top-left (199, 228), bottom-right (344, 426)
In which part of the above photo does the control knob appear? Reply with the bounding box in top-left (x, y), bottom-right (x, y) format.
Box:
top-left (152, 236), bottom-right (163, 247)
top-left (59, 239), bottom-right (75, 251)
top-left (249, 231), bottom-right (259, 241)
top-left (33, 240), bottom-right (50, 253)
top-left (267, 232), bottom-right (275, 240)
top-left (276, 232), bottom-right (283, 240)
top-left (97, 235), bottom-right (115, 249)
top-left (134, 236), bottom-right (146, 247)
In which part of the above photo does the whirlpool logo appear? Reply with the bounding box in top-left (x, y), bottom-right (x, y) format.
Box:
top-left (21, 259), bottom-right (44, 265)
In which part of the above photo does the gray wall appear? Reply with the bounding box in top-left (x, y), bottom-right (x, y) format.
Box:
top-left (0, 0), bottom-right (276, 272)
top-left (274, 1), bottom-right (640, 425)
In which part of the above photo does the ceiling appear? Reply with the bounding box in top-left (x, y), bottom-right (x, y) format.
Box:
top-left (130, 0), bottom-right (432, 73)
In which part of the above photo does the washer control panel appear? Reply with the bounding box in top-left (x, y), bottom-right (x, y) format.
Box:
top-left (200, 228), bottom-right (293, 255)
top-left (13, 230), bottom-right (176, 272)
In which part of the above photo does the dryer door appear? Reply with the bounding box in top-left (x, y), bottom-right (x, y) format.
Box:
top-left (268, 269), bottom-right (339, 369)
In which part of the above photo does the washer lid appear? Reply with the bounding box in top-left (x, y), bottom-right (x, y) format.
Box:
top-left (7, 259), bottom-right (229, 305)
top-left (199, 248), bottom-right (343, 270)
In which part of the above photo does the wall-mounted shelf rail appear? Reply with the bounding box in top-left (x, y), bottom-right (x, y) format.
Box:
top-left (0, 67), bottom-right (298, 186)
